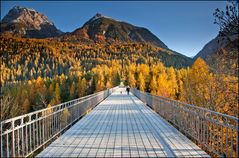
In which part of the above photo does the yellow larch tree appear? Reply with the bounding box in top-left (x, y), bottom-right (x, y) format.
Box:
top-left (184, 57), bottom-right (214, 108)
top-left (137, 72), bottom-right (145, 91)
top-left (54, 82), bottom-right (61, 105)
top-left (167, 67), bottom-right (178, 99)
top-left (157, 72), bottom-right (170, 97)
top-left (149, 75), bottom-right (157, 95)
top-left (127, 63), bottom-right (137, 87)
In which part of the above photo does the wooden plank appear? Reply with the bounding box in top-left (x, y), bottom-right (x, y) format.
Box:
top-left (93, 100), bottom-right (114, 157)
top-left (104, 100), bottom-right (118, 157)
top-left (72, 99), bottom-right (112, 157)
top-left (37, 88), bottom-right (210, 157)
top-left (132, 102), bottom-right (165, 157)
top-left (130, 101), bottom-right (149, 157)
top-left (122, 96), bottom-right (131, 158)
top-left (113, 100), bottom-right (122, 158)
top-left (124, 98), bottom-right (140, 157)
top-left (132, 101), bottom-right (156, 157)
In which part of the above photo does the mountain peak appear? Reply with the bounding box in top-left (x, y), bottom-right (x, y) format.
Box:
top-left (2, 5), bottom-right (53, 25)
top-left (95, 13), bottom-right (103, 18)
top-left (66, 13), bottom-right (168, 48)
top-left (87, 13), bottom-right (114, 24)
top-left (1, 6), bottom-right (62, 38)
top-left (12, 5), bottom-right (36, 11)
top-left (5, 5), bottom-right (37, 14)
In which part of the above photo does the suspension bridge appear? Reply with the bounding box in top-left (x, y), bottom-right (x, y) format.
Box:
top-left (1, 87), bottom-right (238, 157)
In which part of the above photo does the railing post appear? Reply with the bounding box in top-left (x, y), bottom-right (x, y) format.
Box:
top-left (6, 133), bottom-right (9, 157)
top-left (29, 115), bottom-right (32, 153)
top-left (1, 123), bottom-right (3, 157)
top-left (36, 113), bottom-right (39, 149)
top-left (237, 120), bottom-right (239, 157)
top-left (12, 120), bottom-right (15, 157)
top-left (21, 118), bottom-right (24, 157)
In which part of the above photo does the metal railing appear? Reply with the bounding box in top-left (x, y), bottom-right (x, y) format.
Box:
top-left (0, 87), bottom-right (118, 157)
top-left (131, 88), bottom-right (238, 158)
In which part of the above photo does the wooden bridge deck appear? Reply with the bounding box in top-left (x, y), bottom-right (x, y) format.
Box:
top-left (37, 88), bottom-right (209, 157)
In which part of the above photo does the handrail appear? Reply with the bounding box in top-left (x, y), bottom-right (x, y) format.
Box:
top-left (131, 88), bottom-right (238, 158)
top-left (1, 90), bottom-right (104, 124)
top-left (0, 87), bottom-right (118, 157)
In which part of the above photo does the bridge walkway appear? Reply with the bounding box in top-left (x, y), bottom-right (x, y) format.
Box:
top-left (37, 88), bottom-right (209, 157)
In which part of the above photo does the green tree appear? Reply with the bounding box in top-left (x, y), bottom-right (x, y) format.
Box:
top-left (70, 81), bottom-right (76, 99)
top-left (113, 72), bottom-right (121, 86)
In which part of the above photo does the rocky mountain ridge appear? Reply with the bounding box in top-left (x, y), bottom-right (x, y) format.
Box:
top-left (0, 6), bottom-right (62, 38)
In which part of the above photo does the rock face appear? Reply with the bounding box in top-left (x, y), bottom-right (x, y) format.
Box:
top-left (61, 13), bottom-right (168, 48)
top-left (194, 34), bottom-right (238, 60)
top-left (0, 6), bottom-right (62, 38)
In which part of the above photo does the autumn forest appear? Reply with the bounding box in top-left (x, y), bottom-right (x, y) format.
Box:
top-left (1, 34), bottom-right (238, 121)
top-left (0, 1), bottom-right (238, 122)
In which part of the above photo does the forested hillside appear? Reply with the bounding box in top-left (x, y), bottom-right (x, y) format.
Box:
top-left (0, 35), bottom-right (192, 85)
top-left (1, 2), bottom-right (237, 122)
top-left (1, 35), bottom-right (237, 120)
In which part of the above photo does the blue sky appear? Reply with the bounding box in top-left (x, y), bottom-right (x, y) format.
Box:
top-left (1, 1), bottom-right (227, 57)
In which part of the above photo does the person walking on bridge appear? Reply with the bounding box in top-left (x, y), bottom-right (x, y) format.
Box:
top-left (126, 86), bottom-right (130, 95)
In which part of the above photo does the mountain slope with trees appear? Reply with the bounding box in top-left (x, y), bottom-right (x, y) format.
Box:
top-left (1, 3), bottom-right (237, 123)
top-left (60, 13), bottom-right (168, 48)
top-left (0, 6), bottom-right (193, 67)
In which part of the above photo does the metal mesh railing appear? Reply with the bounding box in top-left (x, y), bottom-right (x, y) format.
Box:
top-left (131, 88), bottom-right (238, 157)
top-left (0, 87), bottom-right (118, 157)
